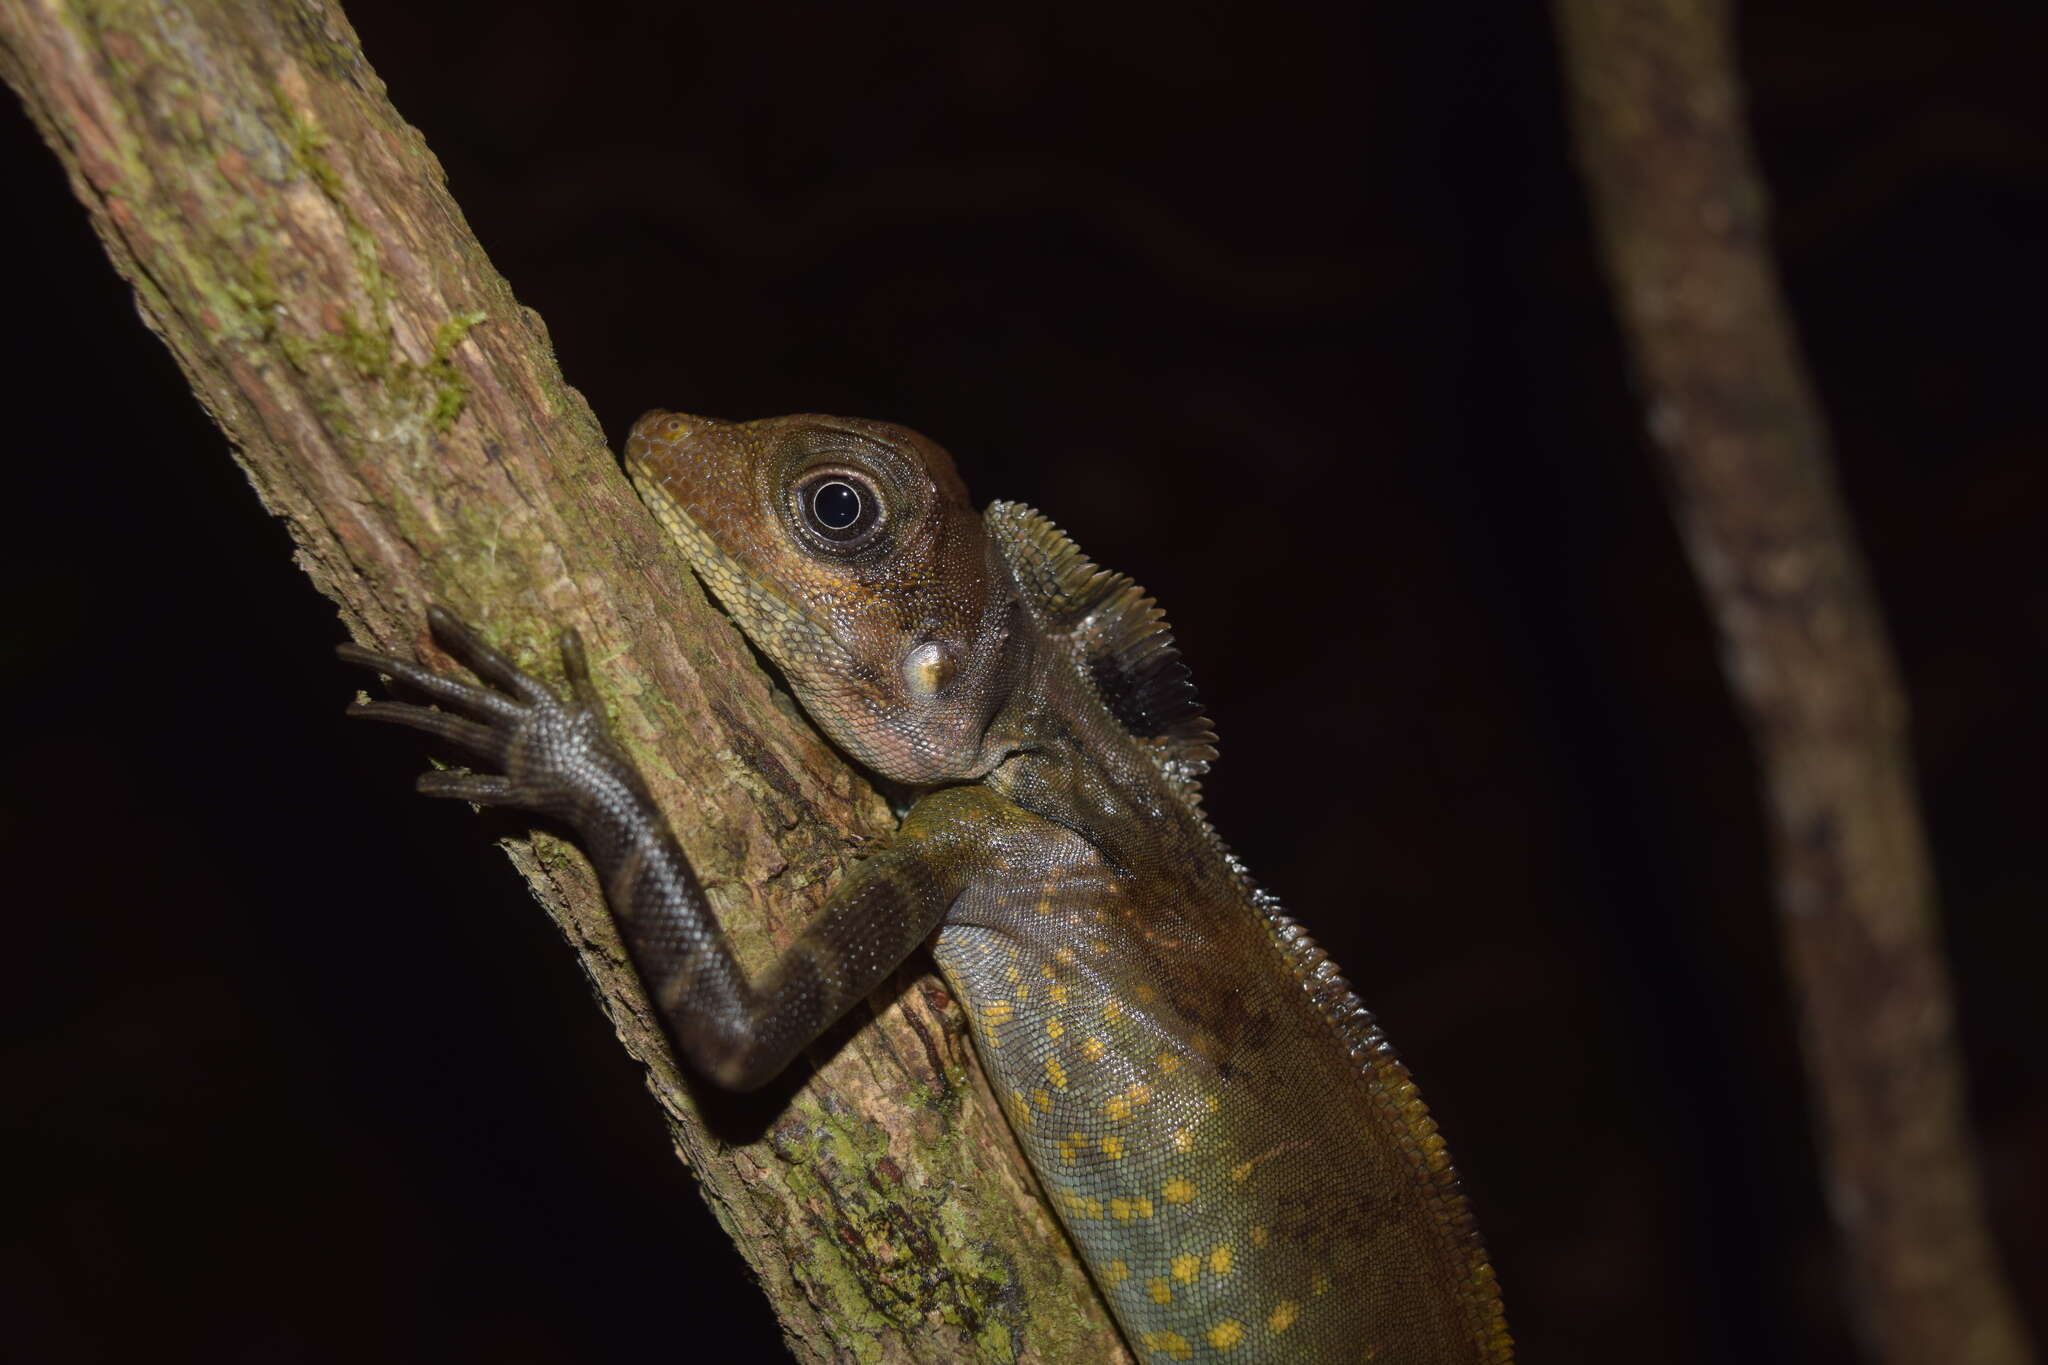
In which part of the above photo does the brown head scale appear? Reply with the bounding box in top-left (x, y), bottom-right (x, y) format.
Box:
top-left (625, 410), bottom-right (1025, 784)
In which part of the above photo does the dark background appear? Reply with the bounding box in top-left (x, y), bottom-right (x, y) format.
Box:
top-left (4, 2), bottom-right (2043, 1362)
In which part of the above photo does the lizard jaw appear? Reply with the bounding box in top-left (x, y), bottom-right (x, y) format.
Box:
top-left (625, 444), bottom-right (863, 688)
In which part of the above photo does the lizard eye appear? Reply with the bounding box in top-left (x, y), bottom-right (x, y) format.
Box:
top-left (794, 470), bottom-right (885, 550)
top-left (812, 481), bottom-right (861, 530)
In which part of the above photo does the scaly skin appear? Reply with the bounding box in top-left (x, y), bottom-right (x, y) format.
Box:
top-left (342, 411), bottom-right (1511, 1363)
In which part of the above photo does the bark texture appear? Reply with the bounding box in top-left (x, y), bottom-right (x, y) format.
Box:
top-left (0, 2), bottom-right (1125, 1360)
top-left (1552, 5), bottom-right (2034, 1364)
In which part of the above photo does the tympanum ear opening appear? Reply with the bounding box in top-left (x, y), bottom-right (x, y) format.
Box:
top-left (901, 641), bottom-right (957, 698)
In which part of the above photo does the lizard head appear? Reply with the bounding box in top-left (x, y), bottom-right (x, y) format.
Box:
top-left (625, 410), bottom-right (1024, 784)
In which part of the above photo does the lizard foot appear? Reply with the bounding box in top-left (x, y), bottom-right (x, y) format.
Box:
top-left (337, 606), bottom-right (639, 822)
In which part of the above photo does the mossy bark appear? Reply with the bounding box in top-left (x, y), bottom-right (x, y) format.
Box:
top-left (0, 1), bottom-right (1125, 1360)
top-left (1552, 4), bottom-right (2035, 1364)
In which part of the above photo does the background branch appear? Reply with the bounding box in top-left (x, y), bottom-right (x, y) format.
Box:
top-left (0, 1), bottom-right (1123, 1360)
top-left (1552, 3), bottom-right (2035, 1362)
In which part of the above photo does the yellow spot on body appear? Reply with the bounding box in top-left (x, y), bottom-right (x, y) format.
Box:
top-left (1049, 981), bottom-right (1071, 1004)
top-left (1054, 946), bottom-right (1077, 966)
top-left (1127, 1081), bottom-right (1152, 1106)
top-left (1046, 1019), bottom-right (1065, 1040)
top-left (1142, 1329), bottom-right (1192, 1361)
top-left (1209, 1243), bottom-right (1234, 1275)
top-left (1046, 1058), bottom-right (1069, 1089)
top-left (1060, 1190), bottom-right (1102, 1219)
top-left (983, 1000), bottom-right (1012, 1023)
top-left (1230, 1160), bottom-right (1255, 1183)
top-left (1015, 986), bottom-right (1031, 1004)
top-left (1105, 1259), bottom-right (1129, 1284)
top-left (1032, 1088), bottom-right (1052, 1112)
top-left (1206, 1320), bottom-right (1244, 1351)
top-left (1089, 939), bottom-right (1111, 955)
top-left (1172, 1252), bottom-right (1201, 1283)
top-left (1163, 1176), bottom-right (1197, 1205)
top-left (1147, 1277), bottom-right (1173, 1304)
top-left (1032, 868), bottom-right (1065, 916)
top-left (1135, 1196), bottom-right (1153, 1218)
top-left (1100, 1134), bottom-right (1127, 1159)
top-left (1156, 1050), bottom-right (1182, 1074)
top-left (1202, 1092), bottom-right (1221, 1113)
top-left (1251, 1225), bottom-right (1269, 1247)
top-left (1104, 1094), bottom-right (1132, 1122)
top-left (1102, 998), bottom-right (1124, 1022)
top-left (1057, 1133), bottom-right (1087, 1162)
top-left (1110, 1195), bottom-right (1154, 1220)
top-left (1007, 1090), bottom-right (1031, 1125)
top-left (1041, 962), bottom-right (1056, 979)
top-left (1171, 1128), bottom-right (1194, 1154)
top-left (1081, 1035), bottom-right (1106, 1061)
top-left (1006, 966), bottom-right (1021, 984)
top-left (1134, 983), bottom-right (1157, 1002)
top-left (1311, 1269), bottom-right (1331, 1296)
top-left (1268, 1299), bottom-right (1299, 1333)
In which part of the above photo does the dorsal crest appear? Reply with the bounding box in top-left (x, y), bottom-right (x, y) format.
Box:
top-left (986, 502), bottom-right (1218, 790)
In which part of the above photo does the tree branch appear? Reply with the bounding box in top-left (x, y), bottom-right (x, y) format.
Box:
top-left (0, 1), bottom-right (1123, 1359)
top-left (1551, 4), bottom-right (2034, 1363)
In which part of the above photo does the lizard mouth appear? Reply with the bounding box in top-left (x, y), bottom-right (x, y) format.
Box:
top-left (624, 412), bottom-right (861, 683)
top-left (622, 411), bottom-right (716, 578)
top-left (622, 408), bottom-right (699, 495)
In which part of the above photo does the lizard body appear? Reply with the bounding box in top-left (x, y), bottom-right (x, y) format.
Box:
top-left (342, 412), bottom-right (1510, 1363)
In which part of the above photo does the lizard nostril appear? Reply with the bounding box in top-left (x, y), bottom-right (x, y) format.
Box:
top-left (632, 408), bottom-right (692, 442)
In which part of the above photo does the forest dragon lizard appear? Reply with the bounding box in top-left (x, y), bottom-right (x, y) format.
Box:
top-left (339, 411), bottom-right (1512, 1363)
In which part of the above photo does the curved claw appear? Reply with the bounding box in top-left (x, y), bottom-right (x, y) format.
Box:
top-left (337, 641), bottom-right (523, 721)
top-left (425, 605), bottom-right (554, 706)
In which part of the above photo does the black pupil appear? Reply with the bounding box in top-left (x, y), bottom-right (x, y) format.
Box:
top-left (812, 481), bottom-right (862, 531)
